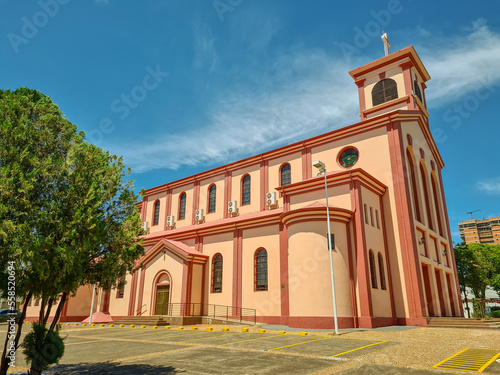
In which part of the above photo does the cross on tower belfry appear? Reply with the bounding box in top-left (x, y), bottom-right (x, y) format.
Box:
top-left (381, 33), bottom-right (390, 56)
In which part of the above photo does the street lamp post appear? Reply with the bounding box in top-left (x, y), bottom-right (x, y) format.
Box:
top-left (312, 160), bottom-right (339, 334)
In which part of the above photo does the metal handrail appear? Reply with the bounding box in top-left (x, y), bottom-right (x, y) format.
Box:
top-left (136, 304), bottom-right (147, 316)
top-left (167, 303), bottom-right (256, 324)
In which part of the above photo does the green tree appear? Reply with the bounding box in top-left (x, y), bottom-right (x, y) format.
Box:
top-left (453, 242), bottom-right (500, 319)
top-left (454, 243), bottom-right (474, 318)
top-left (0, 88), bottom-right (144, 375)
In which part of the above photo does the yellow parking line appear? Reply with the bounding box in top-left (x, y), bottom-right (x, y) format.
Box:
top-left (118, 331), bottom-right (203, 340)
top-left (478, 350), bottom-right (500, 372)
top-left (331, 340), bottom-right (387, 357)
top-left (433, 348), bottom-right (500, 373)
top-left (65, 339), bottom-right (105, 346)
top-left (179, 332), bottom-right (246, 342)
top-left (218, 334), bottom-right (281, 346)
top-left (268, 337), bottom-right (332, 351)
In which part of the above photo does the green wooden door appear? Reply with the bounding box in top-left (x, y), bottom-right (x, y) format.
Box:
top-left (155, 285), bottom-right (170, 315)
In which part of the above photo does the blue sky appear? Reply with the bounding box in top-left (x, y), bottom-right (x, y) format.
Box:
top-left (1, 0), bottom-right (499, 243)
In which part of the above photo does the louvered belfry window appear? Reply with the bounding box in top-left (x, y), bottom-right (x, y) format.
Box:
top-left (372, 78), bottom-right (398, 106)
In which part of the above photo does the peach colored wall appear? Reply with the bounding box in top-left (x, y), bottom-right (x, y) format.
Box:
top-left (290, 185), bottom-right (351, 211)
top-left (361, 187), bottom-right (391, 318)
top-left (404, 125), bottom-right (448, 244)
top-left (143, 251), bottom-right (185, 316)
top-left (268, 152), bottom-right (302, 207)
top-left (363, 63), bottom-right (407, 110)
top-left (147, 192), bottom-right (167, 234)
top-left (231, 165), bottom-right (261, 215)
top-left (190, 263), bottom-right (204, 304)
top-left (170, 185), bottom-right (194, 229)
top-left (287, 221), bottom-right (352, 317)
top-left (240, 225), bottom-right (280, 316)
top-left (108, 272), bottom-right (133, 317)
top-left (66, 285), bottom-right (95, 317)
top-left (199, 174), bottom-right (225, 223)
top-left (202, 233), bottom-right (234, 306)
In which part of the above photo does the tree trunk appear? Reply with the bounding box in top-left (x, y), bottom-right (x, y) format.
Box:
top-left (43, 297), bottom-right (54, 325)
top-left (0, 291), bottom-right (32, 375)
top-left (49, 293), bottom-right (67, 332)
top-left (38, 298), bottom-right (47, 326)
top-left (462, 288), bottom-right (471, 318)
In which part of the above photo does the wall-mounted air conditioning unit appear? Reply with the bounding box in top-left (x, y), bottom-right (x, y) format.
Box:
top-left (228, 200), bottom-right (238, 216)
top-left (166, 215), bottom-right (175, 229)
top-left (141, 221), bottom-right (149, 233)
top-left (195, 209), bottom-right (204, 223)
top-left (266, 192), bottom-right (278, 209)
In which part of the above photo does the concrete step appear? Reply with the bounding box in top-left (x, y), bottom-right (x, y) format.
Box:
top-left (426, 317), bottom-right (500, 330)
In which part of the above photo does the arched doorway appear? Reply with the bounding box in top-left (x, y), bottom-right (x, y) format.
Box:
top-left (154, 274), bottom-right (171, 315)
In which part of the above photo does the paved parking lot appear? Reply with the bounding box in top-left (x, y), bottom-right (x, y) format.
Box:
top-left (2, 323), bottom-right (499, 374)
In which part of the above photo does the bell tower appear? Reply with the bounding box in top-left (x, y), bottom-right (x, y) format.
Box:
top-left (348, 43), bottom-right (431, 121)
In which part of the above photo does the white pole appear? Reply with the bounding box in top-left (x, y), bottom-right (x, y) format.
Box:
top-left (89, 284), bottom-right (96, 324)
top-left (323, 170), bottom-right (339, 335)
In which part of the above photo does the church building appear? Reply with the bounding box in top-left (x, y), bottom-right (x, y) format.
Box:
top-left (25, 45), bottom-right (464, 328)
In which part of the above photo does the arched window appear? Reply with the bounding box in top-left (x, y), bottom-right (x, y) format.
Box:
top-left (419, 163), bottom-right (434, 231)
top-left (153, 200), bottom-right (160, 226)
top-left (414, 80), bottom-right (423, 103)
top-left (208, 185), bottom-right (216, 213)
top-left (178, 193), bottom-right (186, 220)
top-left (407, 150), bottom-right (422, 223)
top-left (211, 254), bottom-right (223, 293)
top-left (378, 252), bottom-right (387, 290)
top-left (255, 248), bottom-right (268, 291)
top-left (242, 175), bottom-right (251, 205)
top-left (372, 78), bottom-right (398, 106)
top-left (369, 250), bottom-right (378, 289)
top-left (431, 174), bottom-right (444, 237)
top-left (280, 164), bottom-right (291, 186)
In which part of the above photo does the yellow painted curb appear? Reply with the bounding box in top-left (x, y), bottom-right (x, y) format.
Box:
top-left (164, 326), bottom-right (171, 329)
top-left (129, 324), bottom-right (135, 328)
top-left (140, 325), bottom-right (146, 329)
top-left (278, 330), bottom-right (286, 334)
top-left (259, 329), bottom-right (266, 333)
top-left (242, 327), bottom-right (249, 332)
top-left (191, 327), bottom-right (198, 330)
top-left (82, 323), bottom-right (87, 326)
top-left (300, 332), bottom-right (308, 336)
top-left (152, 326), bottom-right (158, 329)
top-left (178, 326), bottom-right (184, 330)
top-left (207, 327), bottom-right (213, 331)
top-left (73, 323), bottom-right (79, 326)
top-left (65, 323), bottom-right (70, 326)
top-left (58, 322), bottom-right (63, 325)
top-left (222, 327), bottom-right (230, 332)
top-left (119, 324), bottom-right (124, 328)
top-left (100, 324), bottom-right (106, 327)
top-left (109, 324), bottom-right (114, 327)
top-left (90, 324), bottom-right (96, 327)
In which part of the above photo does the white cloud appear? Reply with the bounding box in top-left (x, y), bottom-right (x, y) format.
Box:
top-left (423, 19), bottom-right (500, 107)
top-left (111, 19), bottom-right (500, 174)
top-left (417, 26), bottom-right (431, 37)
top-left (193, 22), bottom-right (218, 73)
top-left (114, 49), bottom-right (358, 173)
top-left (477, 178), bottom-right (500, 195)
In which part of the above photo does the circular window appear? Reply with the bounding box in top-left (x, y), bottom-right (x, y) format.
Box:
top-left (338, 148), bottom-right (359, 168)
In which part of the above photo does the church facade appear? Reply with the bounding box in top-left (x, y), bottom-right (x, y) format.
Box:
top-left (25, 45), bottom-right (464, 328)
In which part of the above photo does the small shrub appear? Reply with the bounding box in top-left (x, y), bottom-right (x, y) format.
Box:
top-left (21, 322), bottom-right (65, 374)
top-left (488, 310), bottom-right (500, 318)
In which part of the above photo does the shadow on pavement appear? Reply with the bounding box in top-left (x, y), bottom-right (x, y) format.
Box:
top-left (46, 362), bottom-right (186, 375)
